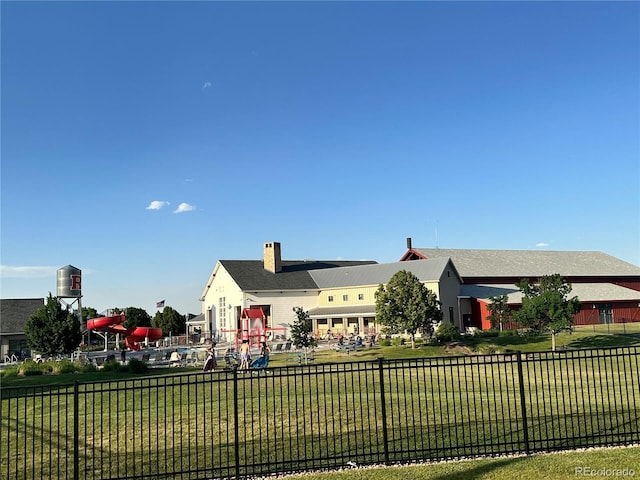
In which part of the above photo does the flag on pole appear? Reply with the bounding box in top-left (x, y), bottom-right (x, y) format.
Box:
top-left (156, 300), bottom-right (165, 308)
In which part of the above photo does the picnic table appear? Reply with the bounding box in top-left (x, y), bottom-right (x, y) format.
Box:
top-left (335, 343), bottom-right (361, 355)
top-left (286, 351), bottom-right (315, 365)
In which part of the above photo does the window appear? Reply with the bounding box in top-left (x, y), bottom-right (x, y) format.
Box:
top-left (358, 293), bottom-right (364, 301)
top-left (343, 294), bottom-right (349, 301)
top-left (328, 295), bottom-right (334, 302)
top-left (219, 297), bottom-right (226, 328)
top-left (9, 339), bottom-right (29, 357)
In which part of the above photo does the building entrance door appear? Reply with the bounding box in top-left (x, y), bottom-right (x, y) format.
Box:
top-left (598, 304), bottom-right (613, 324)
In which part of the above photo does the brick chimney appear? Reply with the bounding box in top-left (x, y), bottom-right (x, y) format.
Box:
top-left (263, 242), bottom-right (282, 273)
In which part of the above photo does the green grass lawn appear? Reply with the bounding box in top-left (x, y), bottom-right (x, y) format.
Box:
top-left (270, 327), bottom-right (640, 366)
top-left (0, 364), bottom-right (192, 388)
top-left (284, 446), bottom-right (640, 480)
top-left (3, 327), bottom-right (640, 387)
top-left (2, 330), bottom-right (639, 479)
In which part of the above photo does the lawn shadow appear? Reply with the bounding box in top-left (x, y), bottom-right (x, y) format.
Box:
top-left (491, 334), bottom-right (548, 346)
top-left (566, 333), bottom-right (640, 349)
top-left (427, 455), bottom-right (528, 480)
top-left (464, 333), bottom-right (549, 349)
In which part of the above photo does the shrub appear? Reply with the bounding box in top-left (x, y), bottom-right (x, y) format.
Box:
top-left (19, 361), bottom-right (46, 376)
top-left (391, 337), bottom-right (405, 346)
top-left (499, 329), bottom-right (517, 337)
top-left (51, 360), bottom-right (78, 375)
top-left (0, 367), bottom-right (19, 378)
top-left (126, 358), bottom-right (148, 374)
top-left (378, 339), bottom-right (392, 347)
top-left (435, 322), bottom-right (461, 343)
top-left (476, 329), bottom-right (500, 338)
top-left (81, 363), bottom-right (97, 373)
top-left (102, 360), bottom-right (124, 373)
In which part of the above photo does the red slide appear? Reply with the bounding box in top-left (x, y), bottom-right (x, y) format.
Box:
top-left (87, 314), bottom-right (163, 351)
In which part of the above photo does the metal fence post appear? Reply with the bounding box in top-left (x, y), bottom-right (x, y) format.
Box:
top-left (377, 357), bottom-right (390, 465)
top-left (73, 381), bottom-right (79, 480)
top-left (233, 369), bottom-right (240, 479)
top-left (516, 354), bottom-right (530, 455)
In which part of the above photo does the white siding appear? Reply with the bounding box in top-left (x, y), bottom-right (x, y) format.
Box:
top-left (200, 262), bottom-right (244, 340)
top-left (245, 291), bottom-right (318, 339)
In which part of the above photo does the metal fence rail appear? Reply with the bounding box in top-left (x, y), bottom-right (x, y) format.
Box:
top-left (2, 347), bottom-right (639, 479)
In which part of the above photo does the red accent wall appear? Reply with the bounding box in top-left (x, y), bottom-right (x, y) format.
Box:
top-left (612, 302), bottom-right (640, 323)
top-left (614, 281), bottom-right (640, 292)
top-left (574, 302), bottom-right (640, 325)
top-left (399, 250), bottom-right (427, 261)
top-left (574, 308), bottom-right (602, 325)
top-left (473, 300), bottom-right (493, 330)
top-left (473, 300), bottom-right (640, 329)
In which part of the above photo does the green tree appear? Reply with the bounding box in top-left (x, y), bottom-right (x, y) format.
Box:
top-left (81, 307), bottom-right (99, 321)
top-left (152, 306), bottom-right (185, 335)
top-left (375, 270), bottom-right (443, 348)
top-left (514, 274), bottom-right (581, 351)
top-left (124, 307), bottom-right (152, 328)
top-left (24, 293), bottom-right (82, 356)
top-left (487, 293), bottom-right (511, 331)
top-left (290, 307), bottom-right (317, 352)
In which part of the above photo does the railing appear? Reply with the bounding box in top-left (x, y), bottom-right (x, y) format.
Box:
top-left (574, 321), bottom-right (640, 334)
top-left (2, 354), bottom-right (19, 364)
top-left (1, 347), bottom-right (639, 479)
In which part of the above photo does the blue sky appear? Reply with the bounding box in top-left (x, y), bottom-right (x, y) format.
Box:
top-left (1, 1), bottom-right (639, 316)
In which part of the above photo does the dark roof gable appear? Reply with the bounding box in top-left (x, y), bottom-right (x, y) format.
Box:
top-left (0, 298), bottom-right (45, 335)
top-left (221, 260), bottom-right (377, 291)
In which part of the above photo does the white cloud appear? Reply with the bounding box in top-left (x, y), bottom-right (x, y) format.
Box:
top-left (202, 81), bottom-right (212, 89)
top-left (535, 242), bottom-right (550, 248)
top-left (173, 203), bottom-right (196, 214)
top-left (0, 265), bottom-right (58, 278)
top-left (146, 200), bottom-right (170, 210)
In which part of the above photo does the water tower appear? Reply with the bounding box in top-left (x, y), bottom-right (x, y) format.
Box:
top-left (57, 265), bottom-right (83, 323)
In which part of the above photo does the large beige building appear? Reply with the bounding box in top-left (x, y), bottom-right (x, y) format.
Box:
top-left (307, 257), bottom-right (462, 337)
top-left (199, 242), bottom-right (377, 343)
top-left (199, 242), bottom-right (462, 344)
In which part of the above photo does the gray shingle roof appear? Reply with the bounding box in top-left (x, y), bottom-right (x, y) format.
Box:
top-left (309, 258), bottom-right (460, 288)
top-left (0, 298), bottom-right (44, 335)
top-left (460, 283), bottom-right (640, 303)
top-left (186, 313), bottom-right (205, 324)
top-left (221, 260), bottom-right (377, 291)
top-left (412, 249), bottom-right (640, 277)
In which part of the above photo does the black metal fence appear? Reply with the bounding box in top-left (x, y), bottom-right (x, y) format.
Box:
top-left (2, 347), bottom-right (639, 479)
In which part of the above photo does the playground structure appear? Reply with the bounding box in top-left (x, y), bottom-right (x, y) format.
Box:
top-left (220, 306), bottom-right (288, 349)
top-left (87, 312), bottom-right (163, 351)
